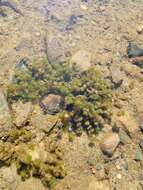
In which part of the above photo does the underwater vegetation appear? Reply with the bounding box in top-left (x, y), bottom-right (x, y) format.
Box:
top-left (7, 58), bottom-right (113, 135)
top-left (3, 58), bottom-right (114, 188)
top-left (0, 137), bottom-right (66, 189)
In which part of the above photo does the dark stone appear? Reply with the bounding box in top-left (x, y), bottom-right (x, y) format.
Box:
top-left (139, 139), bottom-right (143, 150)
top-left (68, 15), bottom-right (77, 25)
top-left (139, 122), bottom-right (143, 132)
top-left (127, 42), bottom-right (143, 58)
top-left (132, 59), bottom-right (143, 68)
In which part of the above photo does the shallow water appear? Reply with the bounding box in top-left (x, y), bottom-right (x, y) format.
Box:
top-left (1, 0), bottom-right (143, 190)
top-left (1, 0), bottom-right (143, 87)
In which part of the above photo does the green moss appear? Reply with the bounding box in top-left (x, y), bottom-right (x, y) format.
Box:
top-left (14, 140), bottom-right (66, 188)
top-left (68, 133), bottom-right (75, 142)
top-left (0, 142), bottom-right (14, 165)
top-left (9, 128), bottom-right (33, 143)
top-left (7, 59), bottom-right (113, 135)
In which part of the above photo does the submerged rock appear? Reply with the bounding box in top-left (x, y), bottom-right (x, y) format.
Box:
top-left (11, 101), bottom-right (33, 127)
top-left (139, 139), bottom-right (143, 150)
top-left (110, 65), bottom-right (124, 87)
top-left (31, 105), bottom-right (60, 133)
top-left (40, 94), bottom-right (62, 114)
top-left (127, 42), bottom-right (143, 58)
top-left (134, 147), bottom-right (143, 161)
top-left (100, 132), bottom-right (120, 156)
top-left (110, 65), bottom-right (123, 87)
top-left (139, 121), bottom-right (143, 132)
top-left (0, 165), bottom-right (21, 190)
top-left (0, 89), bottom-right (12, 138)
top-left (45, 36), bottom-right (68, 65)
top-left (70, 50), bottom-right (91, 72)
top-left (0, 0), bottom-right (23, 15)
top-left (16, 178), bottom-right (46, 190)
top-left (119, 129), bottom-right (131, 144)
top-left (136, 25), bottom-right (143, 34)
top-left (88, 180), bottom-right (110, 190)
top-left (132, 58), bottom-right (143, 68)
top-left (68, 15), bottom-right (77, 25)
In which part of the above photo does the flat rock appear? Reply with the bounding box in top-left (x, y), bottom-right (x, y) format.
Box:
top-left (119, 129), bottom-right (131, 144)
top-left (16, 177), bottom-right (47, 190)
top-left (70, 50), bottom-right (91, 72)
top-left (88, 180), bottom-right (110, 190)
top-left (0, 164), bottom-right (21, 190)
top-left (100, 132), bottom-right (120, 156)
top-left (127, 42), bottom-right (143, 58)
top-left (110, 65), bottom-right (123, 86)
top-left (0, 89), bottom-right (12, 138)
top-left (40, 94), bottom-right (62, 114)
top-left (11, 101), bottom-right (33, 127)
top-left (46, 36), bottom-right (68, 65)
top-left (31, 105), bottom-right (59, 133)
top-left (134, 147), bottom-right (143, 161)
top-left (114, 111), bottom-right (139, 136)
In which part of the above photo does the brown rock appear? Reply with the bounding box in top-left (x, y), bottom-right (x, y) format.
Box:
top-left (40, 94), bottom-right (62, 114)
top-left (114, 111), bottom-right (139, 136)
top-left (70, 50), bottom-right (91, 72)
top-left (100, 133), bottom-right (120, 156)
top-left (31, 105), bottom-right (59, 133)
top-left (0, 89), bottom-right (12, 138)
top-left (137, 25), bottom-right (143, 33)
top-left (12, 101), bottom-right (33, 127)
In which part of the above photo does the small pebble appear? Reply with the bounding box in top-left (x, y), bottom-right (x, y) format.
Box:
top-left (117, 173), bottom-right (122, 179)
top-left (116, 165), bottom-right (121, 170)
top-left (80, 4), bottom-right (88, 11)
top-left (91, 167), bottom-right (96, 175)
top-left (134, 147), bottom-right (143, 161)
top-left (139, 139), bottom-right (143, 149)
top-left (137, 25), bottom-right (143, 34)
top-left (99, 6), bottom-right (106, 12)
top-left (139, 122), bottom-right (143, 132)
top-left (100, 132), bottom-right (120, 156)
top-left (35, 32), bottom-right (40, 37)
top-left (123, 161), bottom-right (128, 171)
top-left (96, 164), bottom-right (102, 171)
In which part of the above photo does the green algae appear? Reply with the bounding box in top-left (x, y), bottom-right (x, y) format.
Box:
top-left (0, 140), bottom-right (66, 189)
top-left (0, 142), bottom-right (14, 165)
top-left (4, 58), bottom-right (114, 188)
top-left (9, 128), bottom-right (33, 143)
top-left (7, 59), bottom-right (113, 135)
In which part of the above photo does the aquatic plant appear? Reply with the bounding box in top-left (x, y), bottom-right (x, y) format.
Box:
top-left (58, 68), bottom-right (112, 135)
top-left (8, 128), bottom-right (33, 143)
top-left (0, 142), bottom-right (14, 165)
top-left (7, 59), bottom-right (72, 103)
top-left (0, 139), bottom-right (66, 189)
top-left (7, 58), bottom-right (112, 135)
